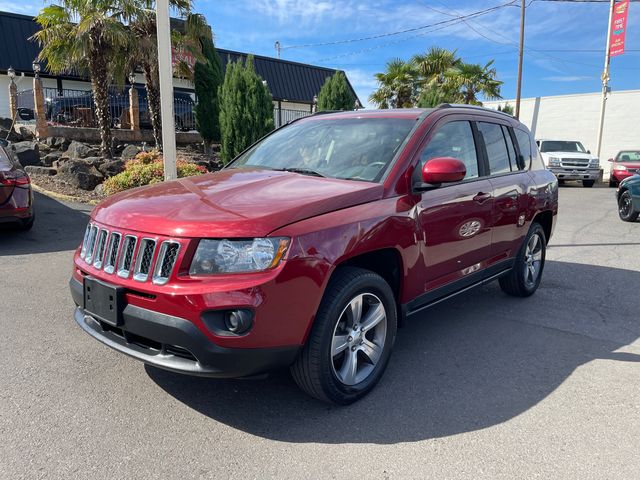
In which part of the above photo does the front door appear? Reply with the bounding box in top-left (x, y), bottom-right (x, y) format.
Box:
top-left (414, 119), bottom-right (494, 293)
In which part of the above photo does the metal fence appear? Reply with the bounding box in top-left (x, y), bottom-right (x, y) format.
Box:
top-left (274, 108), bottom-right (312, 128)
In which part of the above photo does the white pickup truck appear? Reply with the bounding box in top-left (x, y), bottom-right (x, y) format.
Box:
top-left (536, 139), bottom-right (601, 188)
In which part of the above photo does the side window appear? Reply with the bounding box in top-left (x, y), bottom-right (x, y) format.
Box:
top-left (502, 126), bottom-right (518, 171)
top-left (514, 128), bottom-right (532, 170)
top-left (417, 121), bottom-right (479, 181)
top-left (477, 121), bottom-right (511, 175)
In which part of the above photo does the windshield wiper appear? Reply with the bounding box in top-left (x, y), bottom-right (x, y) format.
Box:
top-left (275, 167), bottom-right (326, 178)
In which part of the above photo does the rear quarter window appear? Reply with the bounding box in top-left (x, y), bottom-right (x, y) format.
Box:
top-left (514, 128), bottom-right (533, 170)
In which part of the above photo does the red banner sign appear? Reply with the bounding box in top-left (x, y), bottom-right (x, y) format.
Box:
top-left (171, 47), bottom-right (197, 69)
top-left (610, 0), bottom-right (630, 57)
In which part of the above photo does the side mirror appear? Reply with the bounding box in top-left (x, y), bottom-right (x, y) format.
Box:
top-left (587, 150), bottom-right (591, 154)
top-left (607, 158), bottom-right (614, 162)
top-left (422, 157), bottom-right (467, 184)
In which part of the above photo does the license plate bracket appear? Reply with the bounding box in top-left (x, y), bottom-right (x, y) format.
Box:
top-left (83, 277), bottom-right (125, 326)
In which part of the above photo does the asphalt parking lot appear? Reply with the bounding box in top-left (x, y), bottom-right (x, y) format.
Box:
top-left (1, 185), bottom-right (638, 479)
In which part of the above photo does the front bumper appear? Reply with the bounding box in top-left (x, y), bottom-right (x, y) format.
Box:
top-left (70, 277), bottom-right (300, 378)
top-left (549, 168), bottom-right (600, 181)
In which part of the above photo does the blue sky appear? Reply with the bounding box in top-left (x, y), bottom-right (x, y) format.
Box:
top-left (2, 0), bottom-right (639, 107)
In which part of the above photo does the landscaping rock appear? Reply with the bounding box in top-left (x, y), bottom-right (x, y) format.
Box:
top-left (10, 141), bottom-right (40, 166)
top-left (19, 127), bottom-right (34, 141)
top-left (0, 117), bottom-right (13, 130)
top-left (37, 142), bottom-right (52, 155)
top-left (0, 127), bottom-right (23, 143)
top-left (98, 159), bottom-right (125, 178)
top-left (121, 144), bottom-right (141, 160)
top-left (83, 156), bottom-right (104, 168)
top-left (42, 151), bottom-right (63, 167)
top-left (25, 165), bottom-right (56, 176)
top-left (65, 140), bottom-right (99, 159)
top-left (58, 158), bottom-right (104, 190)
top-left (44, 136), bottom-right (71, 150)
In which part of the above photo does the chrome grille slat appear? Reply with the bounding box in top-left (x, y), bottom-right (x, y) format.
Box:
top-left (152, 241), bottom-right (180, 285)
top-left (133, 238), bottom-right (157, 282)
top-left (84, 225), bottom-right (99, 264)
top-left (103, 233), bottom-right (122, 274)
top-left (93, 229), bottom-right (109, 269)
top-left (117, 235), bottom-right (138, 278)
top-left (80, 224), bottom-right (92, 259)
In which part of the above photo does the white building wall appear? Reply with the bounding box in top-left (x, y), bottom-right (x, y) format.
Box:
top-left (485, 89), bottom-right (640, 177)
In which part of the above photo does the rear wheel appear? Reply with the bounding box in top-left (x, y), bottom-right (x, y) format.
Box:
top-left (291, 267), bottom-right (397, 405)
top-left (583, 180), bottom-right (595, 188)
top-left (618, 191), bottom-right (639, 222)
top-left (499, 223), bottom-right (546, 297)
top-left (17, 215), bottom-right (35, 231)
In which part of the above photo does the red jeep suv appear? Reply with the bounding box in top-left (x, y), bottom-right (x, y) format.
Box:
top-left (70, 105), bottom-right (558, 404)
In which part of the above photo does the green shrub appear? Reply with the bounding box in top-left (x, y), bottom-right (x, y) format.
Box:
top-left (103, 150), bottom-right (207, 195)
top-left (317, 71), bottom-right (355, 111)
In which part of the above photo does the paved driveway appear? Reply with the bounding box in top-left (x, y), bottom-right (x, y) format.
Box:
top-left (1, 187), bottom-right (638, 479)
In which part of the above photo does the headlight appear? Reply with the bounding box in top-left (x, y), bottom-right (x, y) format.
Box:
top-left (548, 156), bottom-right (561, 167)
top-left (589, 158), bottom-right (600, 168)
top-left (189, 237), bottom-right (290, 274)
top-left (614, 164), bottom-right (628, 171)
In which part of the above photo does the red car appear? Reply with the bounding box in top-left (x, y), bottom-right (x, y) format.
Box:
top-left (70, 106), bottom-right (558, 404)
top-left (0, 139), bottom-right (34, 230)
top-left (609, 150), bottom-right (640, 187)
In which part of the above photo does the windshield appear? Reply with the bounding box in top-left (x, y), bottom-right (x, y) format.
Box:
top-left (616, 151), bottom-right (640, 162)
top-left (229, 117), bottom-right (417, 182)
top-left (540, 141), bottom-right (586, 153)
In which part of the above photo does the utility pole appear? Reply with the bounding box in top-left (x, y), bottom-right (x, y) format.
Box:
top-left (275, 41), bottom-right (281, 59)
top-left (596, 0), bottom-right (616, 159)
top-left (515, 0), bottom-right (526, 119)
top-left (156, 0), bottom-right (177, 181)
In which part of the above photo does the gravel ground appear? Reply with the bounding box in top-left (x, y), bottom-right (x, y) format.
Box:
top-left (0, 185), bottom-right (638, 479)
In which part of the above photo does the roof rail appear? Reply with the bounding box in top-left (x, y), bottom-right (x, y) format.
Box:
top-left (436, 103), bottom-right (514, 118)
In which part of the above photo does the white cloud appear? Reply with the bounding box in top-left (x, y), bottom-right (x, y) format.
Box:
top-left (543, 75), bottom-right (592, 82)
top-left (0, 1), bottom-right (43, 15)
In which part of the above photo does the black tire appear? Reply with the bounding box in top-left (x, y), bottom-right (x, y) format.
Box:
top-left (558, 179), bottom-right (565, 186)
top-left (618, 190), bottom-right (639, 222)
top-left (499, 223), bottom-right (546, 297)
top-left (583, 180), bottom-right (595, 188)
top-left (17, 215), bottom-right (35, 231)
top-left (291, 267), bottom-right (397, 405)
top-left (609, 177), bottom-right (617, 188)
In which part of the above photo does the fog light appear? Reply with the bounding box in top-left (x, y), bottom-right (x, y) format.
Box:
top-left (224, 310), bottom-right (253, 334)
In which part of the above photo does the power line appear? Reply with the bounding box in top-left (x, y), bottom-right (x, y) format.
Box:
top-left (281, 0), bottom-right (518, 51)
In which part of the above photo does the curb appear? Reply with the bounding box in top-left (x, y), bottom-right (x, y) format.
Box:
top-left (31, 181), bottom-right (100, 205)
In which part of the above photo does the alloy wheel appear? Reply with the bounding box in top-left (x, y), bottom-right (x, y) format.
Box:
top-left (523, 233), bottom-right (543, 288)
top-left (330, 293), bottom-right (387, 386)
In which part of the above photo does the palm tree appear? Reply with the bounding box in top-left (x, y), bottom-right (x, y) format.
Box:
top-left (411, 47), bottom-right (460, 88)
top-left (32, 1), bottom-right (132, 158)
top-left (127, 2), bottom-right (209, 148)
top-left (368, 58), bottom-right (417, 109)
top-left (444, 60), bottom-right (503, 105)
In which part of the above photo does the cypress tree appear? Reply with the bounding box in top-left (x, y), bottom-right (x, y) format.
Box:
top-left (194, 35), bottom-right (223, 152)
top-left (219, 55), bottom-right (274, 164)
top-left (317, 71), bottom-right (355, 111)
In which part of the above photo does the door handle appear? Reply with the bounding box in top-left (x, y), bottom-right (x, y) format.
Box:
top-left (473, 192), bottom-right (492, 204)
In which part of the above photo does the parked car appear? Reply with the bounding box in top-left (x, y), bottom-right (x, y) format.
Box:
top-left (0, 139), bottom-right (34, 230)
top-left (537, 139), bottom-right (600, 187)
top-left (608, 150), bottom-right (640, 188)
top-left (69, 105), bottom-right (558, 404)
top-left (616, 172), bottom-right (640, 222)
top-left (47, 87), bottom-right (196, 131)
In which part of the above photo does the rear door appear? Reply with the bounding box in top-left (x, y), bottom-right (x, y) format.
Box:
top-left (475, 120), bottom-right (530, 260)
top-left (413, 117), bottom-right (495, 293)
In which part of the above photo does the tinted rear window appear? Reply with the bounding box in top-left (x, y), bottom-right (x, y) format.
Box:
top-left (514, 129), bottom-right (532, 169)
top-left (477, 122), bottom-right (511, 175)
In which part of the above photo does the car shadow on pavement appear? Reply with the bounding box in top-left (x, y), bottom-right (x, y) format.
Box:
top-left (0, 192), bottom-right (91, 256)
top-left (147, 260), bottom-right (640, 444)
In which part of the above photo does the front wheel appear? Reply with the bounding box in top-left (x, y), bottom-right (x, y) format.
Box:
top-left (499, 223), bottom-right (547, 297)
top-left (291, 267), bottom-right (397, 405)
top-left (609, 177), bottom-right (617, 188)
top-left (583, 180), bottom-right (595, 188)
top-left (619, 191), bottom-right (639, 222)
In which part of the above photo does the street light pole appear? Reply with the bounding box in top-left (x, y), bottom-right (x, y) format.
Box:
top-left (515, 0), bottom-right (526, 119)
top-left (156, 0), bottom-right (177, 181)
top-left (596, 0), bottom-right (615, 160)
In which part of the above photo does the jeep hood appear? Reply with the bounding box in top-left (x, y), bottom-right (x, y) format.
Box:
top-left (92, 168), bottom-right (383, 238)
